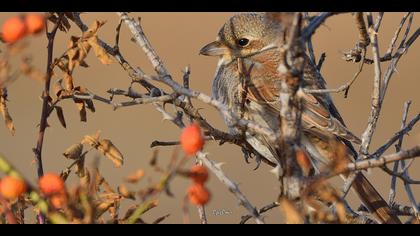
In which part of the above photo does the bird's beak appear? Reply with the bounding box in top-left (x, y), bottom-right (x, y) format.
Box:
top-left (199, 41), bottom-right (229, 57)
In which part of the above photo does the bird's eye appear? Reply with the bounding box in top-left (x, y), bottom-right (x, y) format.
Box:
top-left (237, 38), bottom-right (250, 47)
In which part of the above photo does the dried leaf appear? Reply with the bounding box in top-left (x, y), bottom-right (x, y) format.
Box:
top-left (118, 185), bottom-right (136, 200)
top-left (80, 168), bottom-right (90, 188)
top-left (79, 60), bottom-right (89, 68)
top-left (81, 134), bottom-right (99, 147)
top-left (64, 12), bottom-right (75, 22)
top-left (280, 198), bottom-right (303, 224)
top-left (0, 90), bottom-right (15, 135)
top-left (48, 13), bottom-right (71, 32)
top-left (95, 200), bottom-right (116, 218)
top-left (150, 149), bottom-right (159, 167)
top-left (75, 101), bottom-right (87, 122)
top-left (96, 170), bottom-right (115, 194)
top-left (60, 16), bottom-right (71, 32)
top-left (75, 158), bottom-right (86, 178)
top-left (85, 99), bottom-right (95, 113)
top-left (54, 106), bottom-right (67, 128)
top-left (125, 169), bottom-right (145, 184)
top-left (53, 79), bottom-right (64, 98)
top-left (63, 143), bottom-right (83, 160)
top-left (63, 72), bottom-right (74, 91)
top-left (97, 139), bottom-right (124, 168)
top-left (88, 36), bottom-right (114, 65)
top-left (83, 20), bottom-right (106, 38)
top-left (67, 37), bottom-right (91, 72)
top-left (75, 86), bottom-right (95, 112)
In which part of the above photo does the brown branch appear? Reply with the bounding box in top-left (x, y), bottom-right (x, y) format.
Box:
top-left (32, 13), bottom-right (63, 224)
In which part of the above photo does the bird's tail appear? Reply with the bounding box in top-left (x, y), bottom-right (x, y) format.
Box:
top-left (350, 173), bottom-right (401, 224)
top-left (302, 135), bottom-right (401, 224)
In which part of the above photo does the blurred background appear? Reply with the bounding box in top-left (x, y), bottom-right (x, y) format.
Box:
top-left (0, 12), bottom-right (419, 224)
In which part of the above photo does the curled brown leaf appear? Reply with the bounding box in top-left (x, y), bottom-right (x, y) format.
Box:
top-left (97, 139), bottom-right (124, 168)
top-left (63, 143), bottom-right (83, 160)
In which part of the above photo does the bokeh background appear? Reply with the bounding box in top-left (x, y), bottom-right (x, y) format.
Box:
top-left (0, 12), bottom-right (419, 224)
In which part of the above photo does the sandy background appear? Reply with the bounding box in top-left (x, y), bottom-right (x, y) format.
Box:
top-left (0, 12), bottom-right (419, 224)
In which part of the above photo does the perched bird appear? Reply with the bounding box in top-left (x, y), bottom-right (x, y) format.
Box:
top-left (200, 12), bottom-right (400, 224)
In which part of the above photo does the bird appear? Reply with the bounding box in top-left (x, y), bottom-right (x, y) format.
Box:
top-left (199, 12), bottom-right (401, 224)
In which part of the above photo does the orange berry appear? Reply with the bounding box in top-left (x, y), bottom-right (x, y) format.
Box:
top-left (24, 13), bottom-right (45, 35)
top-left (295, 148), bottom-right (312, 176)
top-left (187, 183), bottom-right (210, 206)
top-left (189, 165), bottom-right (209, 184)
top-left (38, 173), bottom-right (65, 196)
top-left (180, 123), bottom-right (204, 156)
top-left (0, 176), bottom-right (27, 200)
top-left (1, 16), bottom-right (27, 43)
top-left (50, 192), bottom-right (68, 209)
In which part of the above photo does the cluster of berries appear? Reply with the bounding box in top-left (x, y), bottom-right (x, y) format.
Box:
top-left (1, 13), bottom-right (45, 44)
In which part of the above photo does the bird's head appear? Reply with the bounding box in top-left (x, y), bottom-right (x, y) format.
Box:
top-left (200, 13), bottom-right (286, 65)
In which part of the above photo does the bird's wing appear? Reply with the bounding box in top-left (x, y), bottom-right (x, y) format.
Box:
top-left (243, 55), bottom-right (361, 145)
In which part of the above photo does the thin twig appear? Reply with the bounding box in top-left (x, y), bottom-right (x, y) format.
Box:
top-left (239, 202), bottom-right (280, 224)
top-left (348, 146), bottom-right (420, 172)
top-left (359, 13), bottom-right (384, 158)
top-left (388, 101), bottom-right (411, 204)
top-left (304, 49), bottom-right (366, 97)
top-left (383, 12), bottom-right (412, 60)
top-left (372, 112), bottom-right (420, 159)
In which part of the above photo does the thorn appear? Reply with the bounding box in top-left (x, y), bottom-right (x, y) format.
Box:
top-left (215, 162), bottom-right (226, 170)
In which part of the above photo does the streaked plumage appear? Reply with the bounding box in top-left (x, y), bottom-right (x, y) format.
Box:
top-left (200, 12), bottom-right (400, 224)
